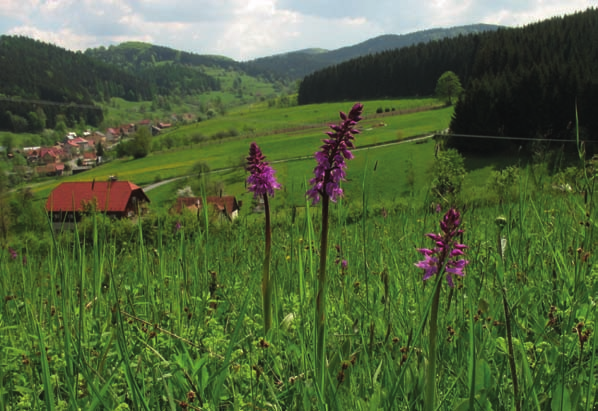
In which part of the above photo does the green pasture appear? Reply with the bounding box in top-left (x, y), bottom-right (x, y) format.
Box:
top-left (162, 97), bottom-right (445, 139)
top-left (29, 102), bottom-right (454, 206)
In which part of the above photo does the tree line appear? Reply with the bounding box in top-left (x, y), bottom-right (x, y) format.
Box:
top-left (449, 8), bottom-right (598, 153)
top-left (298, 8), bottom-right (598, 153)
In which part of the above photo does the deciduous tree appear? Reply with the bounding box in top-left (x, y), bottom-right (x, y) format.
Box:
top-left (435, 71), bottom-right (463, 106)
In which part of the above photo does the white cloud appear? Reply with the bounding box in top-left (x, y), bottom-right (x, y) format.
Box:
top-left (6, 25), bottom-right (94, 50)
top-left (0, 0), bottom-right (596, 59)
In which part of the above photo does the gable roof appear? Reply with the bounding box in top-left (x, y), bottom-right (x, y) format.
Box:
top-left (46, 181), bottom-right (150, 213)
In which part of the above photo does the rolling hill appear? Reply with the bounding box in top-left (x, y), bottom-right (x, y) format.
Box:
top-left (244, 24), bottom-right (501, 79)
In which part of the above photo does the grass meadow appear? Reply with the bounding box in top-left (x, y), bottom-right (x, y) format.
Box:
top-left (1, 174), bottom-right (597, 410)
top-left (28, 99), bottom-right (452, 204)
top-left (3, 99), bottom-right (596, 410)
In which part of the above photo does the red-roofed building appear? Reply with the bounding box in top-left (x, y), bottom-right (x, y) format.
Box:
top-left (172, 196), bottom-right (241, 221)
top-left (64, 137), bottom-right (89, 155)
top-left (106, 128), bottom-right (121, 142)
top-left (46, 180), bottom-right (150, 226)
top-left (36, 163), bottom-right (65, 177)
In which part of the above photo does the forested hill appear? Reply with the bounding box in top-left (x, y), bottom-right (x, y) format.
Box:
top-left (0, 35), bottom-right (155, 130)
top-left (85, 42), bottom-right (231, 94)
top-left (245, 24), bottom-right (500, 80)
top-left (0, 36), bottom-right (151, 104)
top-left (298, 8), bottom-right (598, 151)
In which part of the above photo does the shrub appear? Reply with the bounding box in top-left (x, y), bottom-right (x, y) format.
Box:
top-left (486, 166), bottom-right (520, 204)
top-left (430, 148), bottom-right (466, 204)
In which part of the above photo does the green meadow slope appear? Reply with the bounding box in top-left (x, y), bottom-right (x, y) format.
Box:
top-left (32, 99), bottom-right (455, 210)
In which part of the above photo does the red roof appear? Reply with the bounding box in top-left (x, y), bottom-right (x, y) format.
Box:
top-left (83, 152), bottom-right (97, 159)
top-left (45, 181), bottom-right (149, 213)
top-left (39, 147), bottom-right (60, 158)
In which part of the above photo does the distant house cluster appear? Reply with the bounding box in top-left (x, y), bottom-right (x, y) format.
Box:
top-left (22, 130), bottom-right (106, 177)
top-left (106, 118), bottom-right (174, 140)
top-left (5, 113), bottom-right (193, 180)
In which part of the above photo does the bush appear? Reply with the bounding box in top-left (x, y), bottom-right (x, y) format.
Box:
top-left (430, 148), bottom-right (466, 205)
top-left (486, 166), bottom-right (520, 204)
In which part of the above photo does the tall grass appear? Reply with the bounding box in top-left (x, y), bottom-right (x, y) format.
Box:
top-left (1, 162), bottom-right (597, 409)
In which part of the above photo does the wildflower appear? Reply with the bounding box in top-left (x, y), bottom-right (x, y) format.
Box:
top-left (175, 221), bottom-right (181, 233)
top-left (8, 247), bottom-right (17, 260)
top-left (246, 142), bottom-right (280, 334)
top-left (246, 142), bottom-right (281, 198)
top-left (415, 208), bottom-right (469, 287)
top-left (306, 103), bottom-right (363, 204)
top-left (309, 103), bottom-right (363, 400)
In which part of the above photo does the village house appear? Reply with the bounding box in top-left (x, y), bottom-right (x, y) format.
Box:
top-left (172, 196), bottom-right (242, 221)
top-left (82, 151), bottom-right (98, 167)
top-left (106, 124), bottom-right (135, 142)
top-left (105, 128), bottom-right (121, 142)
top-left (85, 131), bottom-right (107, 146)
top-left (46, 180), bottom-right (150, 229)
top-left (138, 119), bottom-right (152, 128)
top-left (36, 163), bottom-right (65, 177)
top-left (26, 147), bottom-right (65, 164)
top-left (64, 137), bottom-right (89, 156)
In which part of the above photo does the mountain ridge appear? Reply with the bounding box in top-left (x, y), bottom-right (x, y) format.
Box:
top-left (243, 24), bottom-right (501, 78)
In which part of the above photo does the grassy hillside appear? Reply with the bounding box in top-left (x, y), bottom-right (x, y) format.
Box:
top-left (29, 99), bottom-right (453, 207)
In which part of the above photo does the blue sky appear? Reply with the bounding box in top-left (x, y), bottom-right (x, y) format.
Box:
top-left (0, 0), bottom-right (595, 60)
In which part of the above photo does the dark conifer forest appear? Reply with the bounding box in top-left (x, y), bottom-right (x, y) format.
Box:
top-left (297, 8), bottom-right (598, 153)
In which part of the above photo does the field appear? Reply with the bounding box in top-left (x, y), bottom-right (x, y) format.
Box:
top-left (1, 181), bottom-right (597, 409)
top-left (28, 99), bottom-right (452, 206)
top-left (2, 99), bottom-right (596, 410)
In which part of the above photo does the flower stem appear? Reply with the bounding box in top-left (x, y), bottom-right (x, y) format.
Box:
top-left (502, 288), bottom-right (520, 411)
top-left (262, 193), bottom-right (272, 333)
top-left (315, 194), bottom-right (330, 398)
top-left (424, 273), bottom-right (442, 411)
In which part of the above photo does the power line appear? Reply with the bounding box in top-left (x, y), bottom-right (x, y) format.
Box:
top-left (440, 133), bottom-right (579, 143)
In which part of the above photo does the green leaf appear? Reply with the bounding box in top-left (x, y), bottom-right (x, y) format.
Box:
top-left (551, 383), bottom-right (572, 411)
top-left (475, 360), bottom-right (492, 392)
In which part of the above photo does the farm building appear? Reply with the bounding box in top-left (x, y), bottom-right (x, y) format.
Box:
top-left (172, 196), bottom-right (242, 221)
top-left (46, 180), bottom-right (150, 227)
